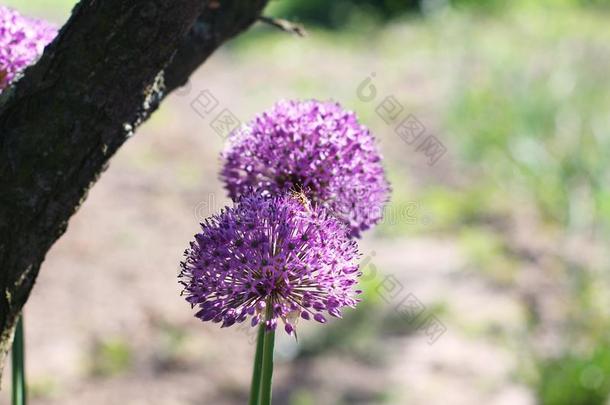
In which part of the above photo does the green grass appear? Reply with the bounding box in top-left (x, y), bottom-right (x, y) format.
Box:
top-left (536, 343), bottom-right (610, 405)
top-left (3, 0), bottom-right (77, 22)
top-left (88, 338), bottom-right (133, 378)
top-left (442, 8), bottom-right (610, 231)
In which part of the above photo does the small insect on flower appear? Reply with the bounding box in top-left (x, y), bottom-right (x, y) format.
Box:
top-left (220, 99), bottom-right (391, 238)
top-left (179, 193), bottom-right (362, 335)
top-left (290, 188), bottom-right (312, 213)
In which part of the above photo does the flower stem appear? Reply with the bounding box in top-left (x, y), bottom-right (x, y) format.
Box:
top-left (12, 315), bottom-right (26, 405)
top-left (248, 324), bottom-right (265, 405)
top-left (258, 328), bottom-right (275, 405)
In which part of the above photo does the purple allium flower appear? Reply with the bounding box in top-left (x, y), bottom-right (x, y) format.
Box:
top-left (221, 100), bottom-right (390, 238)
top-left (0, 6), bottom-right (57, 90)
top-left (179, 193), bottom-right (361, 335)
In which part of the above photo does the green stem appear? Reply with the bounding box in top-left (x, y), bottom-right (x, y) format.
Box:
top-left (258, 328), bottom-right (275, 405)
top-left (12, 315), bottom-right (26, 405)
top-left (248, 324), bottom-right (266, 405)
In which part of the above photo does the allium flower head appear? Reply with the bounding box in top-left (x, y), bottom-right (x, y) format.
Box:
top-left (0, 6), bottom-right (57, 90)
top-left (221, 99), bottom-right (390, 238)
top-left (180, 193), bottom-right (361, 335)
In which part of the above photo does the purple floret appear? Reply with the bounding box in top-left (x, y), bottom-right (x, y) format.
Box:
top-left (0, 6), bottom-right (57, 90)
top-left (221, 99), bottom-right (390, 238)
top-left (179, 193), bottom-right (362, 335)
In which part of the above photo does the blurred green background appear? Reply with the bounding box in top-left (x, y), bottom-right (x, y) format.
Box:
top-left (3, 0), bottom-right (610, 404)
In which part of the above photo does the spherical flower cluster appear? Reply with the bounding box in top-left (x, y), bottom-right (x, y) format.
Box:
top-left (180, 193), bottom-right (361, 335)
top-left (221, 99), bottom-right (390, 238)
top-left (0, 6), bottom-right (57, 90)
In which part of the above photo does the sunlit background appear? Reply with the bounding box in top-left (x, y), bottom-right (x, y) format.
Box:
top-left (2, 0), bottom-right (610, 404)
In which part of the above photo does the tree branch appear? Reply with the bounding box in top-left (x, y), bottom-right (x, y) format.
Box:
top-left (258, 16), bottom-right (307, 37)
top-left (0, 0), bottom-right (268, 378)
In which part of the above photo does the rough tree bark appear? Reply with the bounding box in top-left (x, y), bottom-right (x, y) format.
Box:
top-left (0, 0), bottom-right (268, 377)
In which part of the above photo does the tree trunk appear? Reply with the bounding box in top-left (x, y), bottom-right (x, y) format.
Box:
top-left (0, 0), bottom-right (268, 378)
